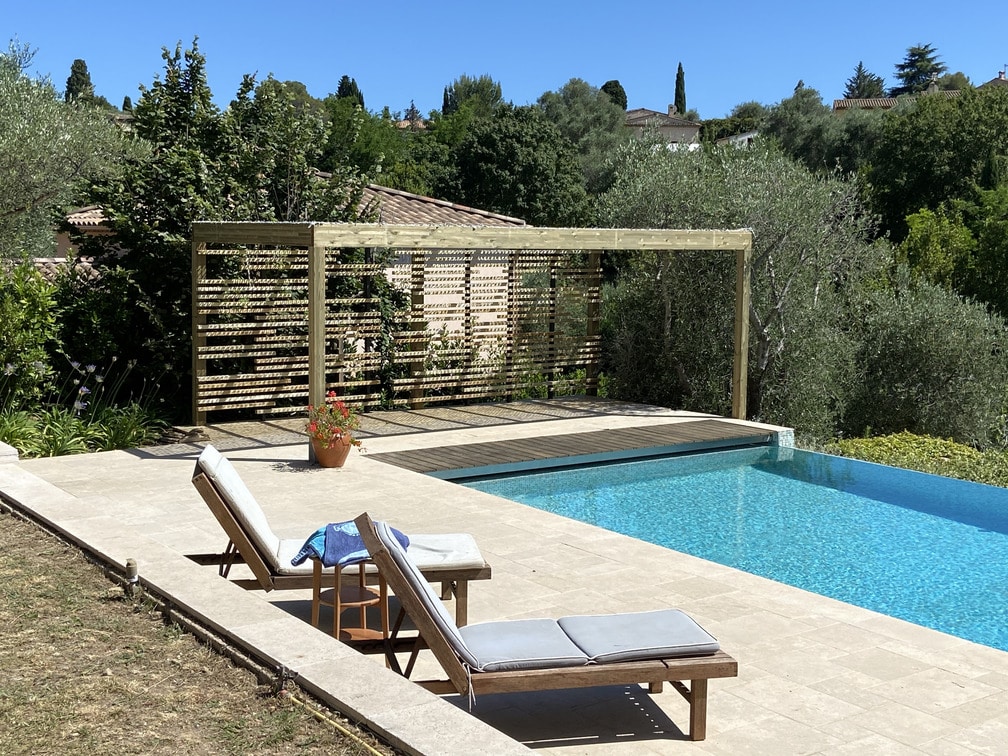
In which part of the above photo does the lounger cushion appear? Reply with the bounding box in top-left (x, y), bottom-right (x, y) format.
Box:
top-left (198, 445), bottom-right (488, 578)
top-left (375, 520), bottom-right (480, 668)
top-left (460, 619), bottom-right (589, 672)
top-left (273, 533), bottom-right (485, 576)
top-left (558, 609), bottom-right (720, 663)
top-left (197, 445), bottom-right (281, 559)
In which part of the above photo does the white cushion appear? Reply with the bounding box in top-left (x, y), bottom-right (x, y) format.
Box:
top-left (197, 445), bottom-right (281, 560)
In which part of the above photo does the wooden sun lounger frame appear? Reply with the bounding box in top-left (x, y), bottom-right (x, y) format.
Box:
top-left (354, 512), bottom-right (738, 741)
top-left (191, 467), bottom-right (491, 625)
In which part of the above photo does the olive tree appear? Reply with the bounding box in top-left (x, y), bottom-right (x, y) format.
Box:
top-left (0, 41), bottom-right (137, 259)
top-left (598, 141), bottom-right (883, 439)
top-left (846, 276), bottom-right (1008, 447)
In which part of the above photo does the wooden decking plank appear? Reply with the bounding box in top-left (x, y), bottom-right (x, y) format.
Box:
top-left (369, 419), bottom-right (774, 475)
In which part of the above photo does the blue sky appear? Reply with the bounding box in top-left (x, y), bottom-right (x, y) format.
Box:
top-left (6, 1), bottom-right (1007, 119)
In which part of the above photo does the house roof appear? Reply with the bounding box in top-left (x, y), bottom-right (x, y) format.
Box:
top-left (981, 71), bottom-right (1008, 88)
top-left (62, 185), bottom-right (526, 235)
top-left (624, 107), bottom-right (700, 129)
top-left (46, 185), bottom-right (524, 282)
top-left (359, 184), bottom-right (525, 226)
top-left (65, 205), bottom-right (111, 229)
top-left (833, 89), bottom-right (961, 111)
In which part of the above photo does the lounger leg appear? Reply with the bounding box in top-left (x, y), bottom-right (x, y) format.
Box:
top-left (455, 580), bottom-right (468, 627)
top-left (311, 559), bottom-right (322, 627)
top-left (688, 679), bottom-right (708, 741)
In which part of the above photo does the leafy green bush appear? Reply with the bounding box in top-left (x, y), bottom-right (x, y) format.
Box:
top-left (844, 278), bottom-right (1008, 447)
top-left (0, 260), bottom-right (57, 408)
top-left (827, 432), bottom-right (1008, 488)
top-left (0, 402), bottom-right (164, 458)
top-left (0, 356), bottom-right (165, 458)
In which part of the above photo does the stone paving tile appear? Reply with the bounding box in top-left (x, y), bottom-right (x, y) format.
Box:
top-left (4, 399), bottom-right (1008, 755)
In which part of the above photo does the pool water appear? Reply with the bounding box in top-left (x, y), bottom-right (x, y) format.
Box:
top-left (462, 446), bottom-right (1008, 651)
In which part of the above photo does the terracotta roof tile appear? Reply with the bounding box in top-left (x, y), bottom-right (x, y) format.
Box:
top-left (33, 256), bottom-right (101, 282)
top-left (360, 184), bottom-right (525, 226)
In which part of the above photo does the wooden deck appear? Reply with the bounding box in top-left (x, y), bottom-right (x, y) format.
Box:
top-left (367, 418), bottom-right (775, 478)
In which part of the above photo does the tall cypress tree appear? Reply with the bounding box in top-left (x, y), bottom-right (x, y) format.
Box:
top-left (674, 62), bottom-right (686, 115)
top-left (65, 58), bottom-right (94, 103)
top-left (335, 75), bottom-right (364, 109)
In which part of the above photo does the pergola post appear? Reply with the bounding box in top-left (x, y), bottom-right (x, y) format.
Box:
top-left (731, 239), bottom-right (752, 420)
top-left (191, 238), bottom-right (207, 426)
top-left (307, 225), bottom-right (326, 460)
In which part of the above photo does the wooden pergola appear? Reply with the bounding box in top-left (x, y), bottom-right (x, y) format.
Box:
top-left (191, 223), bottom-right (752, 424)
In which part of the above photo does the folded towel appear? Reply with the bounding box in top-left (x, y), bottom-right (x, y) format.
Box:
top-left (291, 520), bottom-right (409, 568)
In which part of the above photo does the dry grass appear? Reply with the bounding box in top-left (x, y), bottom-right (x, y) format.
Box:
top-left (0, 510), bottom-right (395, 756)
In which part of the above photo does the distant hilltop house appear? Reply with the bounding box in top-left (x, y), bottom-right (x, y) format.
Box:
top-left (625, 105), bottom-right (701, 149)
top-left (833, 70), bottom-right (1008, 113)
top-left (715, 130), bottom-right (759, 148)
top-left (42, 184), bottom-right (525, 280)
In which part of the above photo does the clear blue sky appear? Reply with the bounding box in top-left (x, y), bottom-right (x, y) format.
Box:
top-left (6, 1), bottom-right (1007, 119)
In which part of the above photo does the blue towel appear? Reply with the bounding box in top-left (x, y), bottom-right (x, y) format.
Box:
top-left (291, 520), bottom-right (409, 567)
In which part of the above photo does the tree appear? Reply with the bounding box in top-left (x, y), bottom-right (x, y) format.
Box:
top-left (937, 71), bottom-right (971, 91)
top-left (0, 41), bottom-right (136, 260)
top-left (448, 104), bottom-right (589, 226)
top-left (537, 78), bottom-right (629, 195)
top-left (441, 74), bottom-right (502, 118)
top-left (843, 61), bottom-right (885, 99)
top-left (85, 40), bottom-right (365, 414)
top-left (890, 43), bottom-right (947, 97)
top-left (122, 94), bottom-right (132, 111)
top-left (846, 278), bottom-right (1008, 446)
top-left (701, 100), bottom-right (769, 142)
top-left (598, 141), bottom-right (883, 437)
top-left (763, 87), bottom-right (837, 169)
top-left (674, 62), bottom-right (686, 115)
top-left (64, 58), bottom-right (94, 103)
top-left (869, 86), bottom-right (1008, 240)
top-left (600, 79), bottom-right (627, 110)
top-left (335, 74), bottom-right (364, 110)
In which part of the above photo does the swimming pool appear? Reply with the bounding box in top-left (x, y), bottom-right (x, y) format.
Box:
top-left (461, 446), bottom-right (1008, 651)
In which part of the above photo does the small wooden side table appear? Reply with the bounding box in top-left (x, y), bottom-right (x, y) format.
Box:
top-left (311, 558), bottom-right (389, 644)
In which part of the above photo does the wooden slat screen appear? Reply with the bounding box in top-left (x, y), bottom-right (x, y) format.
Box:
top-left (191, 241), bottom-right (602, 421)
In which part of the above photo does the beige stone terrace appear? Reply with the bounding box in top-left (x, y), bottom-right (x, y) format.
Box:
top-left (1, 398), bottom-right (1007, 754)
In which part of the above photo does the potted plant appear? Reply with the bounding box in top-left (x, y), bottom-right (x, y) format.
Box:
top-left (306, 391), bottom-right (362, 467)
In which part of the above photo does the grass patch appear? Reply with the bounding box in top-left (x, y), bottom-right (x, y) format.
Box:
top-left (0, 510), bottom-right (394, 756)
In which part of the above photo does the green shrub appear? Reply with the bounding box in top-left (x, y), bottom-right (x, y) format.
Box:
top-left (0, 260), bottom-right (57, 408)
top-left (844, 278), bottom-right (1008, 447)
top-left (0, 401), bottom-right (165, 458)
top-left (828, 432), bottom-right (1008, 488)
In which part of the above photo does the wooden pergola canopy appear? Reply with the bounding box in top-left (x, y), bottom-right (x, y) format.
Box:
top-left (190, 223), bottom-right (751, 423)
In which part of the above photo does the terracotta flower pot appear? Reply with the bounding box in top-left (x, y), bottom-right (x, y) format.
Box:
top-left (311, 436), bottom-right (353, 468)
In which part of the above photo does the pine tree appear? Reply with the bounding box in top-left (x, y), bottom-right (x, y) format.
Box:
top-left (65, 58), bottom-right (94, 103)
top-left (404, 99), bottom-right (421, 126)
top-left (674, 63), bottom-right (686, 115)
top-left (122, 95), bottom-right (132, 111)
top-left (890, 43), bottom-right (947, 97)
top-left (843, 62), bottom-right (885, 99)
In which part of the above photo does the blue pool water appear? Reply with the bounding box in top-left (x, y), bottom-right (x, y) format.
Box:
top-left (462, 446), bottom-right (1008, 651)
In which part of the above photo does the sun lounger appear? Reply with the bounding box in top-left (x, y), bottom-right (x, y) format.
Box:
top-left (354, 511), bottom-right (738, 741)
top-left (190, 445), bottom-right (491, 625)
